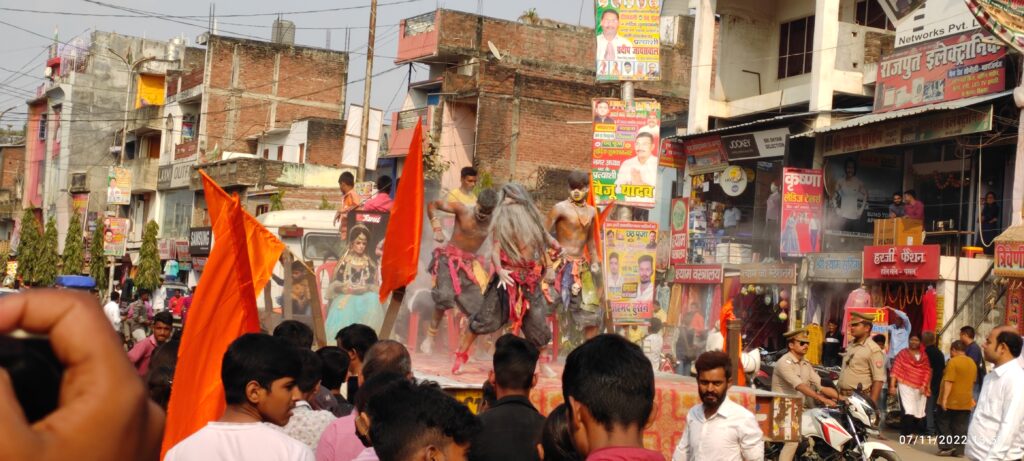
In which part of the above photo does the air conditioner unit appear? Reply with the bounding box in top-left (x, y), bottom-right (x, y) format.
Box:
top-left (70, 173), bottom-right (87, 192)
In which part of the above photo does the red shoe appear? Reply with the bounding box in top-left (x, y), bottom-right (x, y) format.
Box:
top-left (452, 351), bottom-right (469, 375)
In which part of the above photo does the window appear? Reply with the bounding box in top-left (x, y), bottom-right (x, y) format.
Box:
top-left (277, 145), bottom-right (284, 161)
top-left (263, 148), bottom-right (269, 159)
top-left (161, 189), bottom-right (193, 239)
top-left (147, 135), bottom-right (161, 159)
top-left (856, 0), bottom-right (895, 31)
top-left (255, 204), bottom-right (269, 216)
top-left (778, 16), bottom-right (815, 79)
top-left (38, 113), bottom-right (47, 140)
top-left (298, 143), bottom-right (305, 163)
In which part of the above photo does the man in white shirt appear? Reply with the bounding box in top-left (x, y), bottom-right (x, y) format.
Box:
top-left (964, 327), bottom-right (1024, 461)
top-left (636, 255), bottom-right (654, 302)
top-left (605, 251), bottom-right (624, 296)
top-left (674, 350), bottom-right (764, 461)
top-left (165, 334), bottom-right (314, 461)
top-left (596, 9), bottom-right (633, 62)
top-left (615, 132), bottom-right (658, 187)
top-left (103, 291), bottom-right (122, 331)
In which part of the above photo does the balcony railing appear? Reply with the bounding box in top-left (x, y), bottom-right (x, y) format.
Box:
top-left (175, 139), bottom-right (198, 160)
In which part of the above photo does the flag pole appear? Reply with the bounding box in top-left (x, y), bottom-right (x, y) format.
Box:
top-left (379, 287), bottom-right (406, 339)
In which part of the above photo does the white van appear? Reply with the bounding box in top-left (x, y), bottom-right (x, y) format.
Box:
top-left (256, 210), bottom-right (345, 313)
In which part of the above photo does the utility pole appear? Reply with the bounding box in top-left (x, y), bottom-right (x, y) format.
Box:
top-left (357, 0), bottom-right (378, 182)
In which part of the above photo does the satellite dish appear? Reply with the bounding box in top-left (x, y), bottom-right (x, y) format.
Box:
top-left (487, 40), bottom-right (503, 61)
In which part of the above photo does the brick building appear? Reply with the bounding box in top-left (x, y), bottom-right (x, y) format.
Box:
top-left (388, 9), bottom-right (692, 205)
top-left (158, 34), bottom-right (350, 244)
top-left (0, 142), bottom-right (25, 249)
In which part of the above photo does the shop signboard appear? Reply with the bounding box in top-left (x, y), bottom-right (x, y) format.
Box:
top-left (821, 105), bottom-right (993, 157)
top-left (994, 240), bottom-right (1024, 277)
top-left (780, 168), bottom-right (824, 257)
top-left (192, 256), bottom-right (207, 271)
top-left (660, 138), bottom-right (686, 168)
top-left (157, 239), bottom-right (174, 260)
top-left (670, 197), bottom-right (688, 265)
top-left (594, 0), bottom-right (661, 82)
top-left (175, 240), bottom-right (191, 262)
top-left (189, 227), bottom-right (212, 255)
top-left (591, 99), bottom-right (660, 208)
top-left (721, 128), bottom-right (789, 160)
top-left (863, 245), bottom-right (941, 280)
top-left (875, 31), bottom-right (1005, 113)
top-left (603, 221), bottom-right (658, 324)
top-left (738, 263), bottom-right (797, 285)
top-left (806, 253), bottom-right (863, 283)
top-left (673, 264), bottom-right (723, 284)
top-left (823, 152), bottom-right (904, 237)
top-left (102, 217), bottom-right (128, 257)
top-left (683, 136), bottom-right (727, 174)
top-left (106, 167), bottom-right (131, 206)
top-left (896, 0), bottom-right (979, 48)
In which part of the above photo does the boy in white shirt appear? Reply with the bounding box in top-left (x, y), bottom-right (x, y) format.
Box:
top-left (642, 318), bottom-right (664, 372)
top-left (165, 333), bottom-right (314, 461)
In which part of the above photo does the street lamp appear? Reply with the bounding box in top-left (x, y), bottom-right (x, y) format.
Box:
top-left (107, 48), bottom-right (156, 166)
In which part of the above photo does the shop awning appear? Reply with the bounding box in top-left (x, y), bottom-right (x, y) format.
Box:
top-left (791, 90), bottom-right (1012, 138)
top-left (667, 107), bottom-right (870, 141)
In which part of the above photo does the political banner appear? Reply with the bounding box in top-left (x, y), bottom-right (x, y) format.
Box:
top-left (967, 0), bottom-right (1024, 54)
top-left (592, 98), bottom-right (660, 208)
top-left (103, 217), bottom-right (128, 257)
top-left (106, 167), bottom-right (131, 206)
top-left (603, 221), bottom-right (658, 324)
top-left (660, 138), bottom-right (686, 169)
top-left (670, 197), bottom-right (688, 265)
top-left (595, 0), bottom-right (661, 82)
top-left (875, 31), bottom-right (1006, 113)
top-left (780, 168), bottom-right (824, 257)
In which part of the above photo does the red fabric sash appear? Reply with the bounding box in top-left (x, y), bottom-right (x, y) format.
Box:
top-left (891, 347), bottom-right (932, 389)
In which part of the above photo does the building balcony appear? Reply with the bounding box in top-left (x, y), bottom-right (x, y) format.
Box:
top-left (175, 139), bottom-right (199, 160)
top-left (127, 157), bottom-right (160, 193)
top-left (127, 105), bottom-right (164, 135)
top-left (396, 11), bottom-right (440, 64)
top-left (385, 106), bottom-right (434, 157)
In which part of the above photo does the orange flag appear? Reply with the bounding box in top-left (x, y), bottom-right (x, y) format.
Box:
top-left (379, 119), bottom-right (424, 303)
top-left (160, 171), bottom-right (285, 459)
top-left (587, 174), bottom-right (616, 263)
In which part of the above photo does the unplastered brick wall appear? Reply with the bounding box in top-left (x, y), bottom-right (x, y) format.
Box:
top-left (203, 35), bottom-right (348, 157)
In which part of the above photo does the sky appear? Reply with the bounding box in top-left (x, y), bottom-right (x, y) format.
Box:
top-left (0, 0), bottom-right (598, 130)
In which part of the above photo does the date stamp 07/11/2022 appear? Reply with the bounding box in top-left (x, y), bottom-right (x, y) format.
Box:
top-left (897, 434), bottom-right (991, 446)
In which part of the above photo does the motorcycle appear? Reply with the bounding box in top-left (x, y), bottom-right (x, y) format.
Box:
top-left (766, 392), bottom-right (900, 461)
top-left (753, 347), bottom-right (841, 391)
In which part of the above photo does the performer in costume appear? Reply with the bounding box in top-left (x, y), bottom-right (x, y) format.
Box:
top-left (468, 183), bottom-right (561, 376)
top-left (421, 189), bottom-right (498, 355)
top-left (545, 170), bottom-right (602, 340)
top-left (324, 224), bottom-right (383, 339)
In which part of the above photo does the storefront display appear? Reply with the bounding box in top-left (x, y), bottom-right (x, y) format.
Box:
top-left (994, 226), bottom-right (1024, 335)
top-left (736, 263), bottom-right (798, 350)
top-left (862, 244), bottom-right (941, 335)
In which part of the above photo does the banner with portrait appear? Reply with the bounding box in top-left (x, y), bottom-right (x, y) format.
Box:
top-left (102, 217), bottom-right (128, 257)
top-left (780, 168), bottom-right (824, 258)
top-left (595, 0), bottom-right (661, 82)
top-left (591, 98), bottom-right (660, 208)
top-left (603, 221), bottom-right (658, 324)
top-left (670, 197), bottom-right (688, 265)
top-left (823, 152), bottom-right (904, 237)
top-left (107, 167), bottom-right (131, 206)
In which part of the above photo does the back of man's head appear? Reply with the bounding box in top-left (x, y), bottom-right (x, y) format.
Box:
top-left (337, 324), bottom-right (379, 361)
top-left (110, 291), bottom-right (120, 302)
top-left (273, 320), bottom-right (314, 349)
top-left (316, 346), bottom-right (351, 391)
top-left (492, 334), bottom-right (539, 392)
top-left (361, 339), bottom-right (412, 381)
top-left (562, 334), bottom-right (655, 433)
top-left (369, 379), bottom-right (481, 461)
top-left (295, 348), bottom-right (323, 396)
top-left (951, 340), bottom-right (966, 353)
top-left (961, 326), bottom-right (976, 340)
top-left (221, 334), bottom-right (301, 405)
top-left (355, 372), bottom-right (405, 414)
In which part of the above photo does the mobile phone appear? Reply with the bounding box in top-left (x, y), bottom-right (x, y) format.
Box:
top-left (0, 333), bottom-right (63, 422)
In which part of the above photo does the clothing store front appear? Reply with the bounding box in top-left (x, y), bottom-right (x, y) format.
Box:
top-left (734, 262), bottom-right (798, 351)
top-left (862, 245), bottom-right (942, 336)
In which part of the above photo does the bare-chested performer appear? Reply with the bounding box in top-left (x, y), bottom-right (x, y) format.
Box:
top-left (421, 188), bottom-right (498, 356)
top-left (468, 183), bottom-right (562, 376)
top-left (546, 171), bottom-right (602, 340)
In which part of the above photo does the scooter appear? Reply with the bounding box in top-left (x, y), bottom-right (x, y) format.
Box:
top-left (766, 392), bottom-right (900, 461)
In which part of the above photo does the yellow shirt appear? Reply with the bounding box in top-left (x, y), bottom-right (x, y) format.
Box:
top-left (942, 355), bottom-right (978, 410)
top-left (445, 188), bottom-right (476, 207)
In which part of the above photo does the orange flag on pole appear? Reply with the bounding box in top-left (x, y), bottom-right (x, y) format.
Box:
top-left (587, 174), bottom-right (616, 263)
top-left (379, 119), bottom-right (424, 303)
top-left (160, 171), bottom-right (286, 459)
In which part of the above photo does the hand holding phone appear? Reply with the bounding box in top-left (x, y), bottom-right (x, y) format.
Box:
top-left (0, 290), bottom-right (165, 461)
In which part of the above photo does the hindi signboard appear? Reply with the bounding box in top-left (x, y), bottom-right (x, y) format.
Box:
top-left (670, 198), bottom-right (688, 265)
top-left (106, 167), bottom-right (131, 206)
top-left (995, 240), bottom-right (1024, 277)
top-left (738, 263), bottom-right (798, 285)
top-left (673, 264), bottom-right (724, 284)
top-left (683, 135), bottom-right (727, 174)
top-left (806, 253), bottom-right (863, 283)
top-left (821, 105), bottom-right (994, 156)
top-left (603, 221), bottom-right (658, 324)
top-left (102, 217), bottom-right (128, 257)
top-left (592, 99), bottom-right (660, 208)
top-left (595, 0), bottom-right (661, 82)
top-left (780, 168), bottom-right (824, 258)
top-left (863, 245), bottom-right (941, 280)
top-left (660, 138), bottom-right (686, 169)
top-left (875, 32), bottom-right (1006, 113)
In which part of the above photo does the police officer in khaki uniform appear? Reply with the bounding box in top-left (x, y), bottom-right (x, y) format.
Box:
top-left (772, 328), bottom-right (839, 408)
top-left (773, 329), bottom-right (841, 461)
top-left (838, 311), bottom-right (886, 402)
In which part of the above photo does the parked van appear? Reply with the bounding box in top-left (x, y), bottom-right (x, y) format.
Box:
top-left (256, 210), bottom-right (344, 314)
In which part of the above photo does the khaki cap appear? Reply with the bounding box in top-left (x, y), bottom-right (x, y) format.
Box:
top-left (783, 328), bottom-right (810, 341)
top-left (850, 311), bottom-right (875, 323)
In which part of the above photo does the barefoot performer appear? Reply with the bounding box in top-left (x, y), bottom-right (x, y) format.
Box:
top-left (467, 183), bottom-right (561, 376)
top-left (421, 188), bottom-right (498, 355)
top-left (546, 170), bottom-right (602, 340)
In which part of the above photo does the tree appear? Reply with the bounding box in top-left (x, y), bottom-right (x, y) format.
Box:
top-left (136, 220), bottom-right (162, 293)
top-left (318, 196), bottom-right (333, 210)
top-left (36, 216), bottom-right (60, 287)
top-left (62, 212), bottom-right (84, 275)
top-left (16, 209), bottom-right (40, 286)
top-left (270, 190), bottom-right (285, 211)
top-left (518, 8), bottom-right (540, 25)
top-left (89, 220), bottom-right (108, 293)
